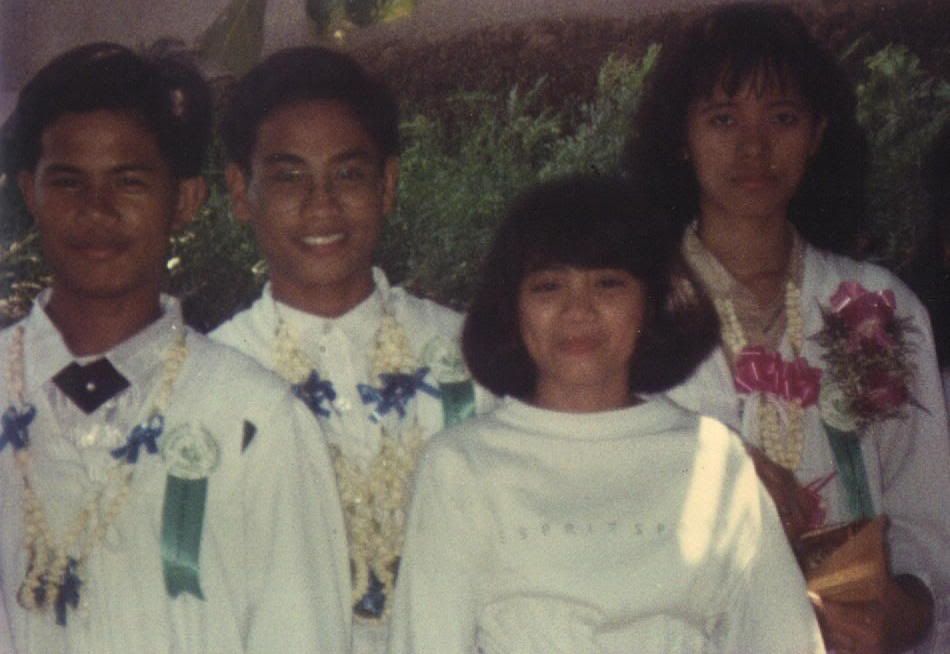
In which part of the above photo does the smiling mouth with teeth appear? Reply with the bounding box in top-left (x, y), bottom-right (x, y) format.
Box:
top-left (302, 233), bottom-right (345, 246)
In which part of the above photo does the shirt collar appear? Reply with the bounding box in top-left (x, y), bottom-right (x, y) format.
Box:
top-left (21, 290), bottom-right (185, 396)
top-left (266, 266), bottom-right (391, 349)
top-left (499, 395), bottom-right (687, 440)
top-left (681, 221), bottom-right (805, 300)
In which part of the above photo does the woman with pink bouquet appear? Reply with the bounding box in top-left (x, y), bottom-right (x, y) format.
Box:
top-left (625, 4), bottom-right (950, 652)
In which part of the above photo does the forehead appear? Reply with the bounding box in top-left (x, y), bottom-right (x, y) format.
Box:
top-left (697, 64), bottom-right (807, 104)
top-left (253, 99), bottom-right (380, 162)
top-left (37, 109), bottom-right (165, 168)
top-left (692, 72), bottom-right (810, 109)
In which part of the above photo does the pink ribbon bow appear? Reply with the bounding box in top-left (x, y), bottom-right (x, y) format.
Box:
top-left (734, 346), bottom-right (822, 407)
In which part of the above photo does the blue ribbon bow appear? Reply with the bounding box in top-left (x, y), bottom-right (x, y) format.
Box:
top-left (111, 414), bottom-right (165, 463)
top-left (293, 371), bottom-right (337, 418)
top-left (1, 404), bottom-right (36, 452)
top-left (357, 368), bottom-right (440, 423)
top-left (54, 558), bottom-right (82, 626)
top-left (354, 569), bottom-right (388, 619)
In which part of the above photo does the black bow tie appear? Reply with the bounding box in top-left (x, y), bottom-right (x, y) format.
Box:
top-left (52, 358), bottom-right (130, 414)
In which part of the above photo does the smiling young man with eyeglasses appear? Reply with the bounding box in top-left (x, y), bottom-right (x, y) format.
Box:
top-left (212, 46), bottom-right (493, 654)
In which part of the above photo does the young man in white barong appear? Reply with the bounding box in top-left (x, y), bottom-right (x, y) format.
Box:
top-left (0, 43), bottom-right (350, 653)
top-left (212, 46), bottom-right (491, 654)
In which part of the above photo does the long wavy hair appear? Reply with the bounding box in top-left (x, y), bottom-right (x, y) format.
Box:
top-left (622, 3), bottom-right (867, 255)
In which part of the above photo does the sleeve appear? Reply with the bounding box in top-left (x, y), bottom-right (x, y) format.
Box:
top-left (873, 289), bottom-right (950, 593)
top-left (714, 443), bottom-right (826, 654)
top-left (387, 435), bottom-right (489, 654)
top-left (872, 288), bottom-right (950, 652)
top-left (242, 395), bottom-right (351, 654)
top-left (0, 583), bottom-right (14, 654)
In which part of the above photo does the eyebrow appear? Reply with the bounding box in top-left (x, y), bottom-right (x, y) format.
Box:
top-left (112, 163), bottom-right (158, 174)
top-left (524, 264), bottom-right (571, 275)
top-left (41, 163), bottom-right (84, 175)
top-left (261, 148), bottom-right (377, 167)
top-left (694, 100), bottom-right (737, 112)
top-left (329, 148), bottom-right (375, 164)
top-left (694, 97), bottom-right (808, 112)
top-left (41, 162), bottom-right (158, 175)
top-left (261, 152), bottom-right (307, 167)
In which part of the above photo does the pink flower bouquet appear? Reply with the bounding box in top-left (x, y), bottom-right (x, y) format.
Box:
top-left (815, 281), bottom-right (917, 432)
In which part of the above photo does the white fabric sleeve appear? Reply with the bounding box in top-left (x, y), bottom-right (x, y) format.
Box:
top-left (715, 447), bottom-right (826, 654)
top-left (874, 293), bottom-right (950, 597)
top-left (387, 437), bottom-right (489, 654)
top-left (0, 585), bottom-right (14, 654)
top-left (242, 397), bottom-right (351, 653)
top-left (872, 291), bottom-right (950, 654)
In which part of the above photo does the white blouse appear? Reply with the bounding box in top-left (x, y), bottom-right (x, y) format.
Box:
top-left (388, 397), bottom-right (825, 654)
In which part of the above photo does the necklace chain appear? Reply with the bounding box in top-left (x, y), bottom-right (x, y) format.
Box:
top-left (716, 281), bottom-right (807, 470)
top-left (5, 324), bottom-right (188, 623)
top-left (273, 301), bottom-right (425, 618)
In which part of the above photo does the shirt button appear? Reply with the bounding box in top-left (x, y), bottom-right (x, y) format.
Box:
top-left (80, 429), bottom-right (98, 447)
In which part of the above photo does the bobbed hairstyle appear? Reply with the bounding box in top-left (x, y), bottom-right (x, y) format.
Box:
top-left (462, 175), bottom-right (720, 400)
top-left (1, 42), bottom-right (211, 179)
top-left (623, 2), bottom-right (867, 254)
top-left (221, 46), bottom-right (399, 171)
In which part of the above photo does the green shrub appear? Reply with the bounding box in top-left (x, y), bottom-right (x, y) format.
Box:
top-left (380, 81), bottom-right (561, 307)
top-left (166, 175), bottom-right (264, 332)
top-left (540, 46), bottom-right (658, 180)
top-left (382, 48), bottom-right (657, 308)
top-left (855, 45), bottom-right (950, 271)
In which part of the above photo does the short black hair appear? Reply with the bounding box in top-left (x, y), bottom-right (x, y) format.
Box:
top-left (462, 175), bottom-right (719, 399)
top-left (1, 42), bottom-right (211, 179)
top-left (221, 46), bottom-right (399, 171)
top-left (623, 2), bottom-right (867, 254)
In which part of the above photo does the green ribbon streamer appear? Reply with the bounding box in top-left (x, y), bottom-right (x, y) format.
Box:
top-left (823, 422), bottom-right (875, 521)
top-left (161, 475), bottom-right (208, 600)
top-left (439, 380), bottom-right (475, 427)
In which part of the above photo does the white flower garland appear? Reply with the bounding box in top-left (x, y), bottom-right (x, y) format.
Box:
top-left (274, 310), bottom-right (425, 618)
top-left (5, 326), bottom-right (188, 620)
top-left (716, 281), bottom-right (807, 470)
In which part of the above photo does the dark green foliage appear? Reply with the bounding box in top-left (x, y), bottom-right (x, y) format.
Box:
top-left (380, 82), bottom-right (562, 307)
top-left (345, 0), bottom-right (384, 27)
top-left (196, 0), bottom-right (267, 77)
top-left (854, 45), bottom-right (950, 272)
top-left (306, 0), bottom-right (415, 35)
top-left (166, 180), bottom-right (264, 333)
top-left (306, 0), bottom-right (333, 32)
top-left (539, 48), bottom-right (659, 180)
top-left (0, 228), bottom-right (49, 325)
top-left (0, 182), bottom-right (49, 325)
